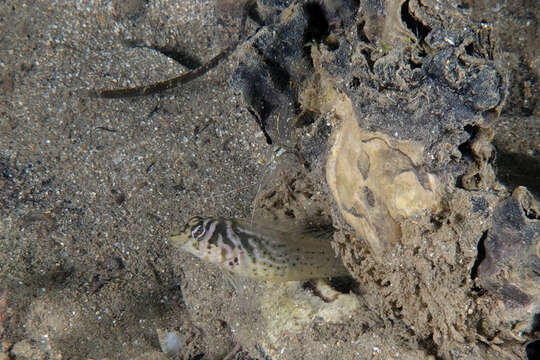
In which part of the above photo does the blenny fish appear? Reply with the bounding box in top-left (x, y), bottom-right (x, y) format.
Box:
top-left (169, 216), bottom-right (349, 281)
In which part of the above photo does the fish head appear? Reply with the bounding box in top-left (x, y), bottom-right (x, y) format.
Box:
top-left (169, 216), bottom-right (207, 248)
top-left (170, 216), bottom-right (236, 265)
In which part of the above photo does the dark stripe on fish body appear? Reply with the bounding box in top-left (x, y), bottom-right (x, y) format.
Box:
top-left (222, 220), bottom-right (237, 249)
top-left (232, 222), bottom-right (257, 263)
top-left (208, 220), bottom-right (235, 249)
top-left (199, 219), bottom-right (216, 245)
top-left (207, 220), bottom-right (223, 246)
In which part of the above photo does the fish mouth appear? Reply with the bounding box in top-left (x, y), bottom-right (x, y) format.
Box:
top-left (169, 232), bottom-right (191, 246)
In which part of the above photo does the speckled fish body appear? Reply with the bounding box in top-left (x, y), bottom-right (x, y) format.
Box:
top-left (169, 217), bottom-right (349, 281)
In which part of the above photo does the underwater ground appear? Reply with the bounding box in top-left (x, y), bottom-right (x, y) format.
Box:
top-left (0, 1), bottom-right (538, 359)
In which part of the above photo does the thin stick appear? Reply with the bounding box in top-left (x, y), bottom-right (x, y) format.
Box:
top-left (89, 41), bottom-right (239, 98)
top-left (90, 2), bottom-right (251, 99)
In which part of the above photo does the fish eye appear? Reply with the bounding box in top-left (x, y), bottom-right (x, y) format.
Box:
top-left (183, 216), bottom-right (202, 233)
top-left (191, 225), bottom-right (205, 239)
top-left (188, 216), bottom-right (202, 226)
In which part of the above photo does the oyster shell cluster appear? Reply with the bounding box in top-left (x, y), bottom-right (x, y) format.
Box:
top-left (227, 0), bottom-right (538, 358)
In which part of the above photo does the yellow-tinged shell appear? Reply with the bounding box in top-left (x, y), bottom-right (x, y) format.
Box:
top-left (299, 66), bottom-right (441, 260)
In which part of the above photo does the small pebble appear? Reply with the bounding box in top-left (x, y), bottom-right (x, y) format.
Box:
top-left (157, 329), bottom-right (185, 355)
